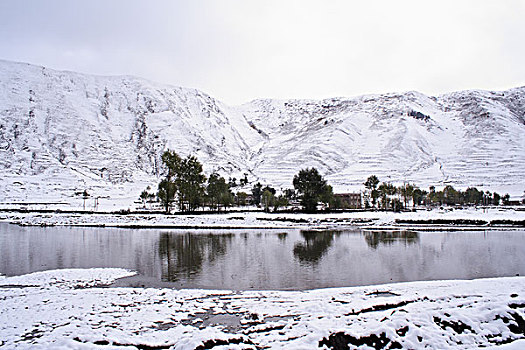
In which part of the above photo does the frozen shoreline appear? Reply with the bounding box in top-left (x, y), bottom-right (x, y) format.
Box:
top-left (1, 207), bottom-right (524, 230)
top-left (1, 268), bottom-right (524, 349)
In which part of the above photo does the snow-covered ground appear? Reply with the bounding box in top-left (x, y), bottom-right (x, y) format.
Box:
top-left (1, 268), bottom-right (524, 349)
top-left (1, 206), bottom-right (524, 230)
top-left (1, 208), bottom-right (524, 348)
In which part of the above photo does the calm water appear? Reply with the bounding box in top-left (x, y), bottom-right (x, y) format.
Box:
top-left (1, 223), bottom-right (524, 290)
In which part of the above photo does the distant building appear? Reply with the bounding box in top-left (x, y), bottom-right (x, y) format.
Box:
top-left (334, 193), bottom-right (362, 209)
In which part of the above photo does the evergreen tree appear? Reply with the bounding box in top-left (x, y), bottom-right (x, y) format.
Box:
top-left (176, 155), bottom-right (206, 212)
top-left (319, 184), bottom-right (335, 209)
top-left (443, 185), bottom-right (459, 205)
top-left (147, 192), bottom-right (156, 207)
top-left (411, 187), bottom-right (426, 207)
top-left (157, 150), bottom-right (181, 213)
top-left (284, 188), bottom-right (296, 200)
top-left (207, 173), bottom-right (235, 210)
top-left (391, 198), bottom-right (402, 212)
top-left (492, 192), bottom-right (501, 206)
top-left (465, 187), bottom-right (483, 205)
top-left (483, 191), bottom-right (493, 206)
top-left (293, 168), bottom-right (331, 212)
top-left (207, 173), bottom-right (228, 210)
top-left (428, 185), bottom-right (442, 205)
top-left (161, 150), bottom-right (181, 179)
top-left (219, 190), bottom-right (235, 209)
top-left (158, 178), bottom-right (176, 213)
top-left (252, 182), bottom-right (263, 206)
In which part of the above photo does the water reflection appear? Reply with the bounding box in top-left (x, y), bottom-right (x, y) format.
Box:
top-left (277, 232), bottom-right (288, 242)
top-left (1, 223), bottom-right (524, 290)
top-left (293, 230), bottom-right (340, 265)
top-left (158, 232), bottom-right (233, 281)
top-left (364, 230), bottom-right (419, 249)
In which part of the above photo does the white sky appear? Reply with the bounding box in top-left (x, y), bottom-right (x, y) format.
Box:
top-left (1, 0), bottom-right (524, 104)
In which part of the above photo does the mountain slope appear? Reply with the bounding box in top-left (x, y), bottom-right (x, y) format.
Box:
top-left (0, 60), bottom-right (524, 208)
top-left (241, 88), bottom-right (525, 193)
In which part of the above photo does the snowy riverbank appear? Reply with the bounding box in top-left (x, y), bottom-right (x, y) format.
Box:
top-left (1, 207), bottom-right (524, 230)
top-left (1, 268), bottom-right (524, 349)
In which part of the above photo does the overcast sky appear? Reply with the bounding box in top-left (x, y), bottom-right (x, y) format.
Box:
top-left (1, 0), bottom-right (524, 104)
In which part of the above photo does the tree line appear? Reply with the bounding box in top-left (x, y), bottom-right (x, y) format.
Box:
top-left (145, 150), bottom-right (274, 212)
top-left (141, 150), bottom-right (338, 213)
top-left (363, 175), bottom-right (513, 211)
top-left (141, 150), bottom-right (518, 213)
top-left (152, 150), bottom-right (233, 212)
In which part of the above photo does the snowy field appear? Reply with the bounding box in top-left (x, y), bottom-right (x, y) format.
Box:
top-left (0, 268), bottom-right (524, 349)
top-left (1, 206), bottom-right (524, 230)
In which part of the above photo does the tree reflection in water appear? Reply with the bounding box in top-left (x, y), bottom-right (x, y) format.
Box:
top-left (158, 232), bottom-right (233, 282)
top-left (364, 230), bottom-right (419, 249)
top-left (293, 230), bottom-right (340, 265)
top-left (277, 232), bottom-right (288, 242)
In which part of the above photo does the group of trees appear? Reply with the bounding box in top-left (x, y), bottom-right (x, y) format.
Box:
top-left (364, 176), bottom-right (421, 210)
top-left (250, 183), bottom-right (288, 212)
top-left (148, 150), bottom-right (516, 214)
top-left (363, 175), bottom-right (512, 211)
top-left (250, 168), bottom-right (337, 212)
top-left (247, 168), bottom-right (337, 212)
top-left (154, 150), bottom-right (238, 213)
top-left (227, 174), bottom-right (249, 188)
top-left (427, 185), bottom-right (510, 207)
top-left (148, 150), bottom-right (336, 213)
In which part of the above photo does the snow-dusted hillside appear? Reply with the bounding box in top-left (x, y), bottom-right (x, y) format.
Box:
top-left (1, 60), bottom-right (524, 209)
top-left (0, 60), bottom-right (263, 209)
top-left (239, 89), bottom-right (525, 194)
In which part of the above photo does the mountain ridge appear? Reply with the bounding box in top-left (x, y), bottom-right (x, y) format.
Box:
top-left (1, 59), bottom-right (524, 208)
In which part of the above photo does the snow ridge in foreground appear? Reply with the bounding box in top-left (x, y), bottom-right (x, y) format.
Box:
top-left (0, 268), bottom-right (524, 349)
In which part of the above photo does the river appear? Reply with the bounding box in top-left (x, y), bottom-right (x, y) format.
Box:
top-left (1, 223), bottom-right (524, 290)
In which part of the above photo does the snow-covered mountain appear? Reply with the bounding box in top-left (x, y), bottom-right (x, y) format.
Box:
top-left (1, 60), bottom-right (524, 209)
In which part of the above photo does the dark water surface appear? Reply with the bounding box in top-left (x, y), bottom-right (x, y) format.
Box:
top-left (1, 223), bottom-right (524, 290)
